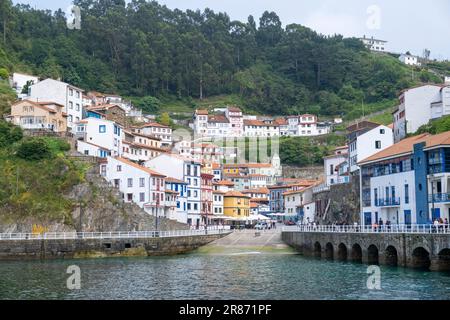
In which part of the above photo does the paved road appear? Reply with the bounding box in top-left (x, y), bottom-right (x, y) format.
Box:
top-left (198, 224), bottom-right (294, 255)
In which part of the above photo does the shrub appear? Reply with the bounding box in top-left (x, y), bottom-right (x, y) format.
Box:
top-left (0, 68), bottom-right (8, 80)
top-left (16, 138), bottom-right (52, 160)
top-left (0, 121), bottom-right (23, 147)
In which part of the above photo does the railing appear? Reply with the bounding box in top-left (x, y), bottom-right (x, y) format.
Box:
top-left (282, 224), bottom-right (450, 234)
top-left (428, 193), bottom-right (450, 203)
top-left (375, 197), bottom-right (401, 207)
top-left (0, 226), bottom-right (231, 241)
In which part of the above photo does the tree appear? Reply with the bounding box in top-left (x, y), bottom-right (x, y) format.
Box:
top-left (17, 138), bottom-right (52, 161)
top-left (157, 112), bottom-right (171, 126)
top-left (0, 121), bottom-right (23, 147)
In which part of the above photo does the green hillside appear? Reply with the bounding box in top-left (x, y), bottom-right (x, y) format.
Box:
top-left (0, 0), bottom-right (442, 119)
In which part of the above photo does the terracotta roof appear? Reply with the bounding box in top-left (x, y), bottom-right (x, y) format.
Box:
top-left (127, 130), bottom-right (162, 141)
top-left (224, 191), bottom-right (250, 198)
top-left (36, 101), bottom-right (65, 108)
top-left (114, 157), bottom-right (166, 177)
top-left (241, 187), bottom-right (270, 195)
top-left (212, 163), bottom-right (221, 170)
top-left (346, 121), bottom-right (380, 133)
top-left (244, 119), bottom-right (278, 127)
top-left (214, 180), bottom-right (235, 186)
top-left (227, 107), bottom-right (241, 113)
top-left (358, 134), bottom-right (430, 165)
top-left (209, 114), bottom-right (229, 123)
top-left (387, 123), bottom-right (394, 129)
top-left (274, 118), bottom-right (288, 125)
top-left (213, 190), bottom-right (227, 194)
top-left (123, 141), bottom-right (167, 152)
top-left (165, 177), bottom-right (187, 184)
top-left (165, 189), bottom-right (179, 194)
top-left (250, 203), bottom-right (259, 209)
top-left (250, 197), bottom-right (269, 202)
top-left (196, 109), bottom-right (209, 115)
top-left (137, 122), bottom-right (170, 129)
top-left (13, 99), bottom-right (62, 114)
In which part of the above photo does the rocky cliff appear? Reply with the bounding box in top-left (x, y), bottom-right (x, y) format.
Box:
top-left (0, 160), bottom-right (188, 233)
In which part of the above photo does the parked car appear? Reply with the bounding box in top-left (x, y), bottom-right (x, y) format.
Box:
top-left (255, 222), bottom-right (268, 230)
top-left (284, 220), bottom-right (296, 226)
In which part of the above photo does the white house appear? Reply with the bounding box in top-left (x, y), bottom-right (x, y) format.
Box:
top-left (10, 72), bottom-right (39, 98)
top-left (132, 123), bottom-right (172, 147)
top-left (283, 185), bottom-right (316, 222)
top-left (102, 157), bottom-right (166, 217)
top-left (28, 78), bottom-right (84, 130)
top-left (75, 118), bottom-right (123, 158)
top-left (347, 122), bottom-right (393, 173)
top-left (430, 86), bottom-right (450, 121)
top-left (359, 35), bottom-right (388, 52)
top-left (393, 84), bottom-right (446, 142)
top-left (243, 119), bottom-right (280, 137)
top-left (358, 132), bottom-right (450, 226)
top-left (165, 177), bottom-right (188, 224)
top-left (225, 107), bottom-right (244, 137)
top-left (324, 146), bottom-right (348, 186)
top-left (399, 53), bottom-right (421, 66)
top-left (145, 154), bottom-right (202, 228)
top-left (213, 190), bottom-right (225, 216)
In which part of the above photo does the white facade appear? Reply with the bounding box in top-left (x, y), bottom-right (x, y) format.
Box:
top-left (75, 118), bottom-right (122, 157)
top-left (349, 125), bottom-right (393, 173)
top-left (359, 36), bottom-right (388, 52)
top-left (399, 54), bottom-right (421, 66)
top-left (243, 120), bottom-right (279, 137)
top-left (324, 154), bottom-right (348, 186)
top-left (133, 123), bottom-right (172, 147)
top-left (225, 107), bottom-right (244, 137)
top-left (29, 78), bottom-right (83, 129)
top-left (10, 72), bottom-right (39, 98)
top-left (213, 191), bottom-right (225, 216)
top-left (430, 86), bottom-right (450, 120)
top-left (393, 85), bottom-right (445, 142)
top-left (165, 179), bottom-right (188, 224)
top-left (445, 77), bottom-right (450, 85)
top-left (145, 154), bottom-right (202, 227)
top-left (102, 157), bottom-right (166, 217)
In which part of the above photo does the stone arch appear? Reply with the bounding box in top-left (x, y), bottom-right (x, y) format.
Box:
top-left (436, 248), bottom-right (450, 271)
top-left (325, 242), bottom-right (334, 260)
top-left (313, 242), bottom-right (322, 257)
top-left (411, 247), bottom-right (431, 270)
top-left (337, 243), bottom-right (348, 261)
top-left (385, 245), bottom-right (398, 266)
top-left (351, 244), bottom-right (363, 263)
top-left (368, 244), bottom-right (379, 265)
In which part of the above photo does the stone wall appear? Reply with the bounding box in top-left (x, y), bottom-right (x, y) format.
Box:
top-left (0, 233), bottom-right (229, 260)
top-left (282, 165), bottom-right (324, 180)
top-left (282, 231), bottom-right (450, 271)
top-left (314, 176), bottom-right (360, 224)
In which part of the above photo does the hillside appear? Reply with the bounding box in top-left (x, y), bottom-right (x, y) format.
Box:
top-left (0, 0), bottom-right (443, 119)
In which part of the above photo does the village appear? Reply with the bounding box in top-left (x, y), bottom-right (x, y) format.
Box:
top-left (4, 71), bottom-right (450, 231)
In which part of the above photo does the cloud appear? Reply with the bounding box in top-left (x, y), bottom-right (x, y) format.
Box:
top-left (304, 11), bottom-right (363, 37)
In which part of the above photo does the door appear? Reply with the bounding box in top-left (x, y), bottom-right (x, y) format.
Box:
top-left (364, 212), bottom-right (372, 226)
top-left (404, 210), bottom-right (411, 225)
top-left (432, 208), bottom-right (441, 221)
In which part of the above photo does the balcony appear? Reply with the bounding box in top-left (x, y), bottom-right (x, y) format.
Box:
top-left (428, 193), bottom-right (450, 203)
top-left (375, 198), bottom-right (401, 207)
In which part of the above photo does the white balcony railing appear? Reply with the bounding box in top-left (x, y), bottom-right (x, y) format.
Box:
top-left (282, 224), bottom-right (450, 234)
top-left (0, 226), bottom-right (231, 241)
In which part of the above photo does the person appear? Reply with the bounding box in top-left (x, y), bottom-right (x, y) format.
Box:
top-left (433, 219), bottom-right (439, 233)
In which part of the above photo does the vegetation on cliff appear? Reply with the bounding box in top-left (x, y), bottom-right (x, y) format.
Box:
top-left (0, 121), bottom-right (87, 223)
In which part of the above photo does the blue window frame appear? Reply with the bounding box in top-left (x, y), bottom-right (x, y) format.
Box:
top-left (404, 184), bottom-right (409, 204)
top-left (99, 125), bottom-right (106, 133)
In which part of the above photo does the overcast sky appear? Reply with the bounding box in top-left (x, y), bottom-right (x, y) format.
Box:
top-left (13, 0), bottom-right (450, 60)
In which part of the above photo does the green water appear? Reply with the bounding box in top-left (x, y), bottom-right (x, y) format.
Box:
top-left (0, 253), bottom-right (449, 300)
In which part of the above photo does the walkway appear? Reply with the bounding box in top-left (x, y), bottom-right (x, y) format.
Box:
top-left (198, 225), bottom-right (294, 255)
top-left (283, 224), bottom-right (450, 234)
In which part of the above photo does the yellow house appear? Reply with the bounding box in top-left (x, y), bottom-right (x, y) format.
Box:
top-left (8, 100), bottom-right (68, 133)
top-left (223, 191), bottom-right (251, 218)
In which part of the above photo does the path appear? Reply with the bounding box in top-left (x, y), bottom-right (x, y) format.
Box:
top-left (196, 224), bottom-right (295, 255)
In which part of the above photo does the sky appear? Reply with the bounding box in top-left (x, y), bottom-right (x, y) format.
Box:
top-left (12, 0), bottom-right (450, 60)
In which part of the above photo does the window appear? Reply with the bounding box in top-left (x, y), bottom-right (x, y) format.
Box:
top-left (139, 193), bottom-right (145, 202)
top-left (380, 129), bottom-right (385, 134)
top-left (375, 141), bottom-right (381, 149)
top-left (404, 184), bottom-right (409, 204)
top-left (127, 178), bottom-right (133, 187)
top-left (69, 102), bottom-right (73, 109)
top-left (117, 165), bottom-right (122, 172)
top-left (140, 178), bottom-right (145, 187)
top-left (329, 164), bottom-right (334, 175)
top-left (99, 125), bottom-right (106, 133)
top-left (76, 104), bottom-right (80, 111)
top-left (69, 89), bottom-right (73, 96)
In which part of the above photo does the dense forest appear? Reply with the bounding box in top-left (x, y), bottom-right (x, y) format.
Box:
top-left (0, 0), bottom-right (443, 117)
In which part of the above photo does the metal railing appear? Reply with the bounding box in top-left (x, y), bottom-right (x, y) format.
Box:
top-left (282, 224), bottom-right (450, 234)
top-left (375, 197), bottom-right (401, 207)
top-left (428, 193), bottom-right (450, 203)
top-left (0, 226), bottom-right (231, 241)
